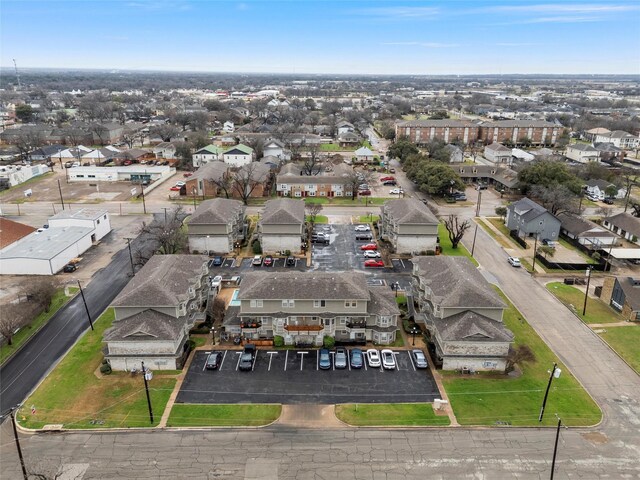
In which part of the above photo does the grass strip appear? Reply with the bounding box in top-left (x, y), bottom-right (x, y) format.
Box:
top-left (167, 404), bottom-right (281, 427)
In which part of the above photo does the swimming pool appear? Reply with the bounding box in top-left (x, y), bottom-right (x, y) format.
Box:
top-left (229, 289), bottom-right (240, 306)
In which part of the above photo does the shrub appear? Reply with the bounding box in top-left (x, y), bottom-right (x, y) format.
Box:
top-left (99, 363), bottom-right (112, 375)
top-left (284, 250), bottom-right (291, 257)
top-left (274, 335), bottom-right (284, 347)
top-left (323, 335), bottom-right (335, 349)
top-left (252, 240), bottom-right (262, 254)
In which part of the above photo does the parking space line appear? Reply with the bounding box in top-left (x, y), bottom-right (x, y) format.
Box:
top-left (267, 351), bottom-right (277, 371)
top-left (202, 351), bottom-right (211, 371)
top-left (364, 360), bottom-right (367, 371)
top-left (348, 354), bottom-right (351, 371)
top-left (298, 351), bottom-right (307, 371)
top-left (285, 350), bottom-right (289, 371)
top-left (219, 350), bottom-right (227, 371)
top-left (400, 259), bottom-right (405, 268)
top-left (393, 352), bottom-right (401, 371)
top-left (331, 352), bottom-right (335, 371)
top-left (252, 351), bottom-right (258, 371)
top-left (235, 351), bottom-right (242, 371)
top-left (316, 350), bottom-right (319, 370)
top-left (408, 351), bottom-right (416, 371)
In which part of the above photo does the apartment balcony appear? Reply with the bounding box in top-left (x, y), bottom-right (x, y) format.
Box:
top-left (284, 324), bottom-right (324, 332)
top-left (189, 311), bottom-right (207, 325)
top-left (346, 319), bottom-right (367, 329)
top-left (240, 320), bottom-right (262, 329)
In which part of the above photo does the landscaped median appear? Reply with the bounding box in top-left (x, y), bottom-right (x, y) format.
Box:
top-left (441, 288), bottom-right (602, 427)
top-left (167, 404), bottom-right (281, 427)
top-left (335, 403), bottom-right (450, 427)
top-left (17, 308), bottom-right (177, 430)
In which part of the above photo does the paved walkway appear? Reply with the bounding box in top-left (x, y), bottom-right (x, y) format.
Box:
top-left (276, 405), bottom-right (344, 429)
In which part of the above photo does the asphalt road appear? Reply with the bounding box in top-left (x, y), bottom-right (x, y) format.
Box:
top-left (0, 222), bottom-right (159, 414)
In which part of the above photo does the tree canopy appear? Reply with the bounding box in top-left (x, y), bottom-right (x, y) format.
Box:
top-left (387, 139), bottom-right (419, 163)
top-left (403, 154), bottom-right (464, 196)
top-left (517, 160), bottom-right (582, 194)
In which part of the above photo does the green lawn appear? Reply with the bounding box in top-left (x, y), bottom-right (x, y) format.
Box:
top-left (1, 289), bottom-right (72, 365)
top-left (304, 197), bottom-right (387, 206)
top-left (487, 217), bottom-right (525, 249)
top-left (307, 215), bottom-right (328, 224)
top-left (438, 224), bottom-right (478, 265)
top-left (319, 143), bottom-right (360, 152)
top-left (357, 214), bottom-right (379, 223)
top-left (167, 404), bottom-right (281, 427)
top-left (18, 308), bottom-right (177, 429)
top-left (335, 403), bottom-right (450, 426)
top-left (599, 326), bottom-right (640, 373)
top-left (442, 288), bottom-right (602, 426)
top-left (546, 282), bottom-right (622, 324)
top-left (192, 336), bottom-right (207, 348)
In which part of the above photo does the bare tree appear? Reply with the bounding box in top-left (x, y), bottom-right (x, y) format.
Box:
top-left (302, 142), bottom-right (322, 176)
top-left (537, 245), bottom-right (556, 259)
top-left (231, 163), bottom-right (268, 205)
top-left (246, 137), bottom-right (265, 159)
top-left (19, 277), bottom-right (58, 313)
top-left (208, 172), bottom-right (232, 199)
top-left (442, 214), bottom-right (470, 249)
top-left (210, 297), bottom-right (226, 325)
top-left (14, 129), bottom-right (45, 162)
top-left (150, 124), bottom-right (180, 142)
top-left (505, 344), bottom-right (535, 374)
top-left (530, 184), bottom-right (580, 215)
top-left (305, 202), bottom-right (323, 229)
top-left (0, 303), bottom-right (30, 346)
top-left (137, 206), bottom-right (187, 256)
top-left (89, 124), bottom-right (109, 146)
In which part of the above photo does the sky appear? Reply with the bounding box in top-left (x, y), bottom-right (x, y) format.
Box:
top-left (1, 0), bottom-right (639, 75)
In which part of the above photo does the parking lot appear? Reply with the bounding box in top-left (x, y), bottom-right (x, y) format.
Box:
top-left (176, 349), bottom-right (440, 404)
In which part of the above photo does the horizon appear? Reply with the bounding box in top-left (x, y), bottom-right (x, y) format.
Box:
top-left (1, 0), bottom-right (639, 76)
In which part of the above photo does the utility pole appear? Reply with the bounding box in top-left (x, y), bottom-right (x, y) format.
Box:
top-left (5, 408), bottom-right (28, 480)
top-left (192, 187), bottom-right (197, 210)
top-left (539, 363), bottom-right (560, 422)
top-left (13, 59), bottom-right (22, 90)
top-left (162, 207), bottom-right (168, 224)
top-left (532, 233), bottom-right (539, 273)
top-left (582, 267), bottom-right (593, 316)
top-left (57, 179), bottom-right (65, 210)
top-left (550, 416), bottom-right (562, 479)
top-left (475, 189), bottom-right (482, 217)
top-left (471, 223), bottom-right (479, 257)
top-left (124, 238), bottom-right (135, 276)
top-left (140, 178), bottom-right (147, 214)
top-left (77, 280), bottom-right (94, 331)
top-left (141, 362), bottom-right (154, 424)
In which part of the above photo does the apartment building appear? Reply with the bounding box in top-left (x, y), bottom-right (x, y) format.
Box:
top-left (379, 198), bottom-right (439, 254)
top-left (187, 198), bottom-right (246, 254)
top-left (276, 163), bottom-right (354, 198)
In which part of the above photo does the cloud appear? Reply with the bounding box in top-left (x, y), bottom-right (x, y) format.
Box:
top-left (381, 41), bottom-right (460, 48)
top-left (356, 6), bottom-right (440, 19)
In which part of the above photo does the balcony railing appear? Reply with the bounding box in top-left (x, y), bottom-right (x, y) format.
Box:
top-left (284, 324), bottom-right (324, 332)
top-left (346, 319), bottom-right (367, 329)
top-left (240, 320), bottom-right (262, 329)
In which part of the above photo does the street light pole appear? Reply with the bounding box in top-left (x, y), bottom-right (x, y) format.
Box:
top-left (77, 280), bottom-right (94, 331)
top-left (124, 237), bottom-right (135, 276)
top-left (582, 267), bottom-right (593, 316)
top-left (141, 362), bottom-right (154, 425)
top-left (140, 178), bottom-right (147, 214)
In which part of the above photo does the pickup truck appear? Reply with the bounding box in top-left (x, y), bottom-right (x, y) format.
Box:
top-left (239, 344), bottom-right (256, 371)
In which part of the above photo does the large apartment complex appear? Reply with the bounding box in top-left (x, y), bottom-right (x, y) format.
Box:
top-left (396, 119), bottom-right (562, 147)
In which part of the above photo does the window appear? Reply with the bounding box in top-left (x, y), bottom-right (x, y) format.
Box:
top-left (88, 175), bottom-right (96, 178)
top-left (282, 299), bottom-right (295, 308)
top-left (345, 300), bottom-right (357, 308)
top-left (97, 219), bottom-right (100, 224)
top-left (250, 299), bottom-right (263, 308)
top-left (104, 215), bottom-right (107, 219)
top-left (339, 317), bottom-right (346, 325)
top-left (314, 300), bottom-right (326, 308)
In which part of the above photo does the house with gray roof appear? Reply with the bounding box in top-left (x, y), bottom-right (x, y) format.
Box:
top-left (452, 164), bottom-right (520, 192)
top-left (185, 161), bottom-right (228, 197)
top-left (585, 179), bottom-right (623, 200)
top-left (484, 143), bottom-right (512, 165)
top-left (445, 144), bottom-right (464, 163)
top-left (411, 256), bottom-right (514, 372)
top-left (600, 276), bottom-right (640, 322)
top-left (258, 198), bottom-right (305, 254)
top-left (566, 143), bottom-right (600, 163)
top-left (594, 130), bottom-right (640, 149)
top-left (380, 198), bottom-right (439, 254)
top-left (603, 213), bottom-right (640, 245)
top-left (104, 254), bottom-right (210, 370)
top-left (276, 162), bottom-right (354, 198)
top-left (187, 198), bottom-right (246, 254)
top-left (233, 271), bottom-right (400, 346)
top-left (505, 197), bottom-right (561, 241)
top-left (557, 212), bottom-right (618, 249)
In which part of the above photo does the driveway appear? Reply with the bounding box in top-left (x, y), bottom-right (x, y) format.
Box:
top-left (177, 349), bottom-right (439, 404)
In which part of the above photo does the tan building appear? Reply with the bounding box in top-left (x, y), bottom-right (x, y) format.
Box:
top-left (600, 276), bottom-right (640, 322)
top-left (379, 198), bottom-right (439, 254)
top-left (276, 163), bottom-right (354, 198)
top-left (258, 198), bottom-right (305, 254)
top-left (187, 198), bottom-right (246, 254)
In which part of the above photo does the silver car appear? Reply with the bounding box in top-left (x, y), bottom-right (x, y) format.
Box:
top-left (411, 349), bottom-right (428, 369)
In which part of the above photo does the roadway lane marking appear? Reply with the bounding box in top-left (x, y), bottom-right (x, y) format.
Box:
top-left (407, 351), bottom-right (416, 371)
top-left (298, 351), bottom-right (308, 371)
top-left (285, 350), bottom-right (289, 371)
top-left (235, 351), bottom-right (242, 371)
top-left (219, 350), bottom-right (227, 371)
top-left (267, 351), bottom-right (277, 371)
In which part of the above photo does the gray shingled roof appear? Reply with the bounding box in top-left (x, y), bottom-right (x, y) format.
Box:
top-left (616, 277), bottom-right (640, 311)
top-left (103, 310), bottom-right (185, 341)
top-left (509, 197), bottom-right (549, 223)
top-left (585, 179), bottom-right (615, 190)
top-left (412, 256), bottom-right (506, 309)
top-left (437, 311), bottom-right (514, 342)
top-left (567, 144), bottom-right (598, 152)
top-left (238, 272), bottom-right (370, 300)
top-left (191, 161), bottom-right (228, 183)
top-left (557, 212), bottom-right (615, 238)
top-left (383, 198), bottom-right (438, 225)
top-left (111, 255), bottom-right (208, 307)
top-left (485, 143), bottom-right (511, 153)
top-left (259, 198), bottom-right (305, 225)
top-left (367, 287), bottom-right (401, 317)
top-left (605, 213), bottom-right (640, 238)
top-left (189, 198), bottom-right (244, 225)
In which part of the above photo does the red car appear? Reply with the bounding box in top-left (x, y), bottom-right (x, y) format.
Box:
top-left (364, 259), bottom-right (384, 268)
top-left (359, 189), bottom-right (371, 196)
top-left (380, 176), bottom-right (395, 182)
top-left (183, 172), bottom-right (193, 178)
top-left (360, 243), bottom-right (378, 251)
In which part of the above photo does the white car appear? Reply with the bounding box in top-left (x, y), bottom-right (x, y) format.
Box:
top-left (210, 275), bottom-right (222, 288)
top-left (354, 225), bottom-right (371, 232)
top-left (175, 181), bottom-right (186, 187)
top-left (366, 349), bottom-right (381, 368)
top-left (381, 349), bottom-right (396, 370)
top-left (389, 188), bottom-right (404, 195)
top-left (507, 257), bottom-right (521, 267)
top-left (363, 250), bottom-right (381, 258)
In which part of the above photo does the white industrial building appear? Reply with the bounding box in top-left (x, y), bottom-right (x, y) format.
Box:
top-left (48, 208), bottom-right (112, 242)
top-left (0, 208), bottom-right (112, 275)
top-left (0, 226), bottom-right (94, 275)
top-left (0, 164), bottom-right (50, 187)
top-left (66, 165), bottom-right (175, 183)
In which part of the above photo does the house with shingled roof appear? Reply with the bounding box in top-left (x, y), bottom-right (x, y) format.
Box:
top-left (103, 254), bottom-right (210, 370)
top-left (187, 198), bottom-right (246, 254)
top-left (557, 212), bottom-right (618, 249)
top-left (258, 198), bottom-right (305, 254)
top-left (603, 213), bottom-right (640, 245)
top-left (484, 143), bottom-right (512, 165)
top-left (231, 271), bottom-right (400, 346)
top-left (411, 256), bottom-right (514, 372)
top-left (379, 198), bottom-right (439, 254)
top-left (505, 197), bottom-right (561, 241)
top-left (566, 144), bottom-right (600, 163)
